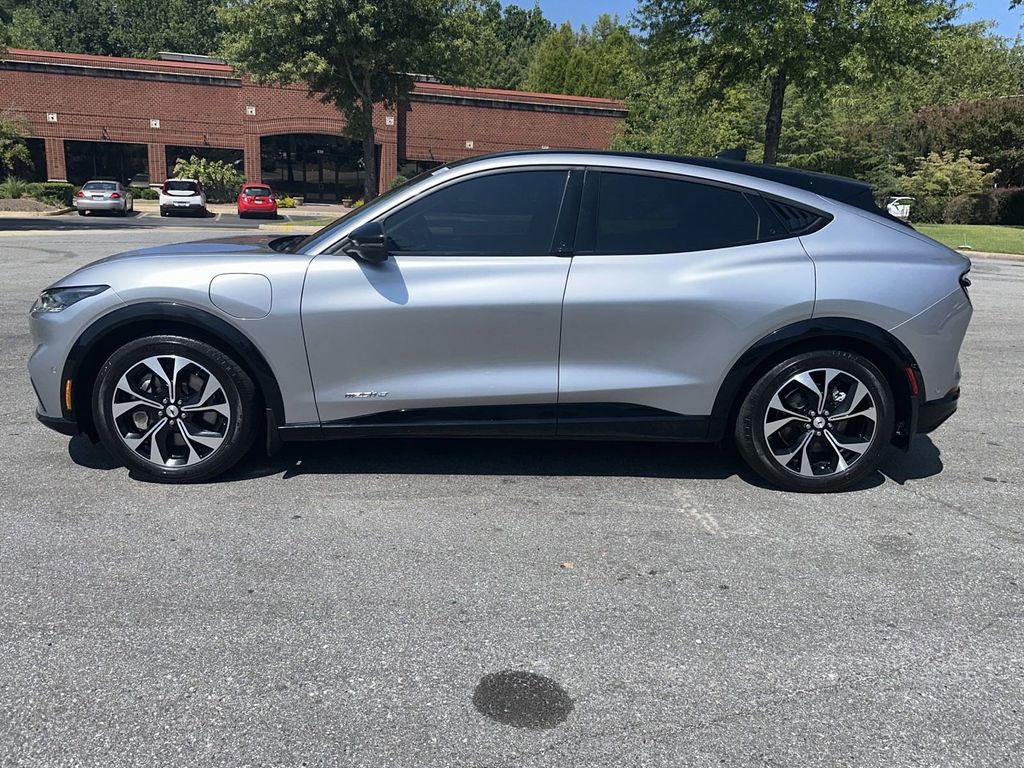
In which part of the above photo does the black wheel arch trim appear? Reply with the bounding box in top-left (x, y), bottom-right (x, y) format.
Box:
top-left (60, 301), bottom-right (285, 435)
top-left (709, 317), bottom-right (922, 450)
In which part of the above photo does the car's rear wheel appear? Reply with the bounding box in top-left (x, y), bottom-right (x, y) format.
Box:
top-left (93, 335), bottom-right (259, 483)
top-left (734, 350), bottom-right (893, 493)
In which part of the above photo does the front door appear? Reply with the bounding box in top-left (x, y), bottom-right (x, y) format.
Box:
top-left (301, 168), bottom-right (575, 428)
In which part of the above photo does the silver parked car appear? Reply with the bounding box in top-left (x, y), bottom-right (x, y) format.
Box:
top-left (29, 151), bottom-right (972, 491)
top-left (74, 180), bottom-right (134, 216)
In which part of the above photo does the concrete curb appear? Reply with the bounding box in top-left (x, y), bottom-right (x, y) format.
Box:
top-left (257, 223), bottom-right (321, 232)
top-left (0, 206), bottom-right (74, 218)
top-left (958, 249), bottom-right (1024, 263)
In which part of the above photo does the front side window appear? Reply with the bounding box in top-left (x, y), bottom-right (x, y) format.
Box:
top-left (589, 172), bottom-right (761, 254)
top-left (385, 170), bottom-right (568, 255)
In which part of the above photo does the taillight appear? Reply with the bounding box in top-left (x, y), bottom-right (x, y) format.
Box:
top-left (75, 191), bottom-right (84, 198)
top-left (960, 270), bottom-right (972, 301)
top-left (244, 196), bottom-right (252, 203)
top-left (110, 192), bottom-right (121, 199)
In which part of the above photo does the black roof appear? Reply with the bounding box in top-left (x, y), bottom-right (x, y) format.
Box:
top-left (468, 150), bottom-right (884, 216)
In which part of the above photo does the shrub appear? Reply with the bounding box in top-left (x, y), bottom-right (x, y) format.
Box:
top-left (170, 155), bottom-right (245, 202)
top-left (388, 174), bottom-right (410, 190)
top-left (137, 187), bottom-right (159, 200)
top-left (944, 188), bottom-right (1024, 225)
top-left (995, 188), bottom-right (1024, 225)
top-left (34, 182), bottom-right (75, 206)
top-left (944, 192), bottom-right (1001, 224)
top-left (0, 176), bottom-right (29, 199)
top-left (277, 196), bottom-right (296, 208)
top-left (908, 197), bottom-right (948, 224)
top-left (896, 150), bottom-right (998, 224)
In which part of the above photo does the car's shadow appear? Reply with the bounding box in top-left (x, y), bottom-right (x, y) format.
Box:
top-left (68, 433), bottom-right (944, 491)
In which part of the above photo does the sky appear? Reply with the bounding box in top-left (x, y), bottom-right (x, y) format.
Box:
top-left (514, 0), bottom-right (1024, 39)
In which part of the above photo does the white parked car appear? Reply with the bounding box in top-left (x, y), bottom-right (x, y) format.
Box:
top-left (159, 178), bottom-right (207, 217)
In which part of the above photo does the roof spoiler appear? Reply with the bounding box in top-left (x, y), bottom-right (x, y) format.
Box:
top-left (714, 148), bottom-right (748, 162)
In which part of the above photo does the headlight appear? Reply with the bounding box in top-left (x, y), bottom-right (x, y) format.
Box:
top-left (31, 285), bottom-right (109, 315)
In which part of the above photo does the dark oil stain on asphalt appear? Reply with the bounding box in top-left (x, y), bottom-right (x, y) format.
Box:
top-left (472, 670), bottom-right (574, 729)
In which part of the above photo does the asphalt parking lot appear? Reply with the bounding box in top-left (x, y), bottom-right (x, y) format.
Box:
top-left (0, 208), bottom-right (331, 233)
top-left (1, 222), bottom-right (1022, 766)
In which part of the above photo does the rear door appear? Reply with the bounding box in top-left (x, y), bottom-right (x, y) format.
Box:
top-left (558, 168), bottom-right (816, 433)
top-left (302, 167), bottom-right (580, 428)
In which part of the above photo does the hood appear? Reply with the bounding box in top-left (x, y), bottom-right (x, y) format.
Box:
top-left (86, 234), bottom-right (286, 267)
top-left (52, 234), bottom-right (311, 289)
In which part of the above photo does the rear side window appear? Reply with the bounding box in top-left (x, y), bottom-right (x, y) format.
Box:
top-left (385, 170), bottom-right (568, 254)
top-left (165, 181), bottom-right (200, 193)
top-left (584, 172), bottom-right (761, 254)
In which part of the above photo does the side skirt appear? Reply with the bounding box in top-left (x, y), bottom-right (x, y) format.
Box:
top-left (275, 403), bottom-right (712, 444)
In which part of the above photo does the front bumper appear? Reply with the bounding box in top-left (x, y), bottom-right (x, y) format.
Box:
top-left (36, 406), bottom-right (79, 436)
top-left (917, 388), bottom-right (960, 434)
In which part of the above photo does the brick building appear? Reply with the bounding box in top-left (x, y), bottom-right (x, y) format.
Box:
top-left (0, 48), bottom-right (626, 200)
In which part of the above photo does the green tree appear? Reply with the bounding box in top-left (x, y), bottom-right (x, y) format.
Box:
top-left (0, 115), bottom-right (32, 177)
top-left (3, 0), bottom-right (225, 57)
top-left (523, 15), bottom-right (638, 99)
top-left (896, 150), bottom-right (997, 221)
top-left (636, 0), bottom-right (955, 165)
top-left (461, 1), bottom-right (553, 90)
top-left (172, 155), bottom-right (244, 202)
top-left (220, 0), bottom-right (471, 200)
top-left (523, 21), bottom-right (575, 94)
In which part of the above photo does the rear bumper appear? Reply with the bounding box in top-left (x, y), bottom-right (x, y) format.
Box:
top-left (36, 406), bottom-right (79, 436)
top-left (75, 199), bottom-right (125, 211)
top-left (917, 388), bottom-right (959, 434)
top-left (160, 202), bottom-right (206, 213)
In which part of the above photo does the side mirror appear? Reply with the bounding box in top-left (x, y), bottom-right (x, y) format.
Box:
top-left (344, 221), bottom-right (389, 263)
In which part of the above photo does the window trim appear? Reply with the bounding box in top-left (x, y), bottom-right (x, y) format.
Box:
top-left (574, 166), bottom-right (833, 256)
top-left (373, 166), bottom-right (581, 258)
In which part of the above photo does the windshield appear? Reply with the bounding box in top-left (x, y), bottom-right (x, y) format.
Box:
top-left (83, 182), bottom-right (117, 191)
top-left (243, 186), bottom-right (271, 196)
top-left (287, 166), bottom-right (445, 253)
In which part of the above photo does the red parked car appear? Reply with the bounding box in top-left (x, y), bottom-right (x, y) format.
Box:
top-left (237, 183), bottom-right (278, 218)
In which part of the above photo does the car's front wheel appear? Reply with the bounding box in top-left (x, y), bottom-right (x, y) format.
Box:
top-left (734, 350), bottom-right (894, 493)
top-left (93, 335), bottom-right (259, 482)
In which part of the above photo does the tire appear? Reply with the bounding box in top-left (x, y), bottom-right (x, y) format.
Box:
top-left (78, 210), bottom-right (86, 216)
top-left (93, 335), bottom-right (260, 483)
top-left (160, 210), bottom-right (169, 217)
top-left (734, 350), bottom-right (894, 493)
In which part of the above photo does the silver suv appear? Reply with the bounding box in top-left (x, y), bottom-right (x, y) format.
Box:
top-left (29, 152), bottom-right (972, 491)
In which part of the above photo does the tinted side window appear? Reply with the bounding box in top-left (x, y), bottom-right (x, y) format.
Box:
top-left (386, 170), bottom-right (568, 254)
top-left (592, 172), bottom-right (760, 254)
